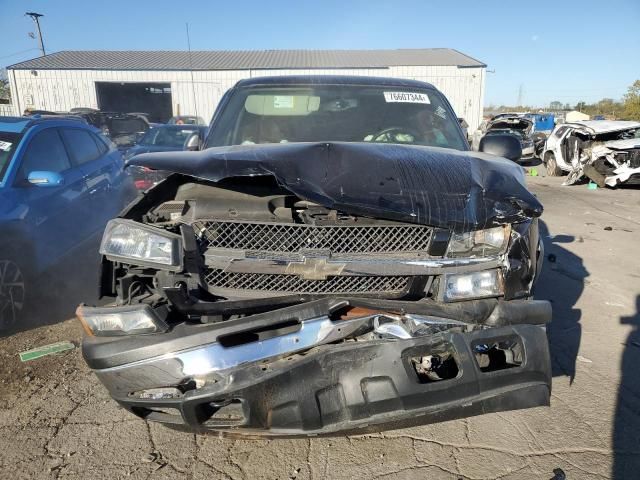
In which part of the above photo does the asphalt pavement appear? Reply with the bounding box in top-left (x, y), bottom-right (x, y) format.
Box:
top-left (1, 174), bottom-right (639, 479)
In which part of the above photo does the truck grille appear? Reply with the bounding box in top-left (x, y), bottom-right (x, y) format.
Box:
top-left (204, 269), bottom-right (412, 296)
top-left (192, 220), bottom-right (433, 254)
top-left (195, 219), bottom-right (432, 297)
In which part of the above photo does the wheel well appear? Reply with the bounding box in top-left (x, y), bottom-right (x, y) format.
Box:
top-left (0, 230), bottom-right (34, 262)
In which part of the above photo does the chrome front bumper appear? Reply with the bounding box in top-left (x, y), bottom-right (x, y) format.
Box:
top-left (82, 298), bottom-right (552, 436)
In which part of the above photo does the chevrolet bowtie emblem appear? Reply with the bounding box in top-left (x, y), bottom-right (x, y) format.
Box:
top-left (285, 257), bottom-right (346, 280)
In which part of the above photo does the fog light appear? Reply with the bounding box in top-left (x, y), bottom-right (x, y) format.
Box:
top-left (443, 270), bottom-right (503, 302)
top-left (76, 304), bottom-right (168, 336)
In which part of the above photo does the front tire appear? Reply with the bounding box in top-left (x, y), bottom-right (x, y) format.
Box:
top-left (545, 152), bottom-right (562, 176)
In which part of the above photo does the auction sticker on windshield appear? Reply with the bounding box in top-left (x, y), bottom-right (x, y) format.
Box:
top-left (274, 96), bottom-right (294, 109)
top-left (0, 141), bottom-right (12, 151)
top-left (384, 92), bottom-right (430, 104)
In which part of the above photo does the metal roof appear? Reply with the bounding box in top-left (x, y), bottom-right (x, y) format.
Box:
top-left (7, 49), bottom-right (486, 71)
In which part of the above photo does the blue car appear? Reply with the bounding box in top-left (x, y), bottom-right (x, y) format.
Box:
top-left (124, 124), bottom-right (207, 190)
top-left (0, 116), bottom-right (136, 329)
top-left (123, 124), bottom-right (207, 159)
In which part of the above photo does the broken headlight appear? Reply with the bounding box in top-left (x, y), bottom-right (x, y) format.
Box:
top-left (442, 269), bottom-right (503, 302)
top-left (99, 219), bottom-right (182, 269)
top-left (447, 225), bottom-right (510, 258)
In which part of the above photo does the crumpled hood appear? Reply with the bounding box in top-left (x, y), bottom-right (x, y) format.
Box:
top-left (128, 142), bottom-right (542, 230)
top-left (488, 118), bottom-right (533, 133)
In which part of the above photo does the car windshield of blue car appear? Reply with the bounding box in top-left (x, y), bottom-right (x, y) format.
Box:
top-left (206, 85), bottom-right (467, 150)
top-left (0, 132), bottom-right (22, 183)
top-left (139, 127), bottom-right (198, 148)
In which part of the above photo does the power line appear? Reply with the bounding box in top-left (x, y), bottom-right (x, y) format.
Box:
top-left (0, 48), bottom-right (41, 60)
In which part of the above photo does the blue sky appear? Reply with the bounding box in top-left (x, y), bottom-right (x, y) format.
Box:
top-left (1, 0), bottom-right (638, 106)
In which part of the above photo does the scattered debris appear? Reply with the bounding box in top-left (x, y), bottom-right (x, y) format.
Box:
top-left (604, 226), bottom-right (613, 231)
top-left (19, 341), bottom-right (75, 362)
top-left (588, 182), bottom-right (598, 190)
top-left (577, 355), bottom-right (593, 363)
top-left (141, 452), bottom-right (158, 463)
top-left (550, 467), bottom-right (567, 480)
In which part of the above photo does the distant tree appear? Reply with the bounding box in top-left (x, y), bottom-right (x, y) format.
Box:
top-left (622, 80), bottom-right (640, 120)
top-left (0, 69), bottom-right (10, 101)
top-left (577, 98), bottom-right (625, 118)
top-left (549, 101), bottom-right (563, 110)
top-left (563, 103), bottom-right (571, 110)
top-left (575, 101), bottom-right (587, 112)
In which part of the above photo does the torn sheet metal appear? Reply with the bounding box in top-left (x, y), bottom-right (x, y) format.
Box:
top-left (564, 137), bottom-right (640, 187)
top-left (568, 120), bottom-right (640, 134)
top-left (128, 142), bottom-right (542, 231)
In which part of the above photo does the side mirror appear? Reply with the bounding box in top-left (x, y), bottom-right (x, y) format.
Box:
top-left (27, 171), bottom-right (64, 187)
top-left (479, 134), bottom-right (522, 161)
top-left (185, 133), bottom-right (202, 151)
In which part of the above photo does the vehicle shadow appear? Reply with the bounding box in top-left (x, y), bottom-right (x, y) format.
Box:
top-left (612, 296), bottom-right (640, 478)
top-left (0, 240), bottom-right (105, 338)
top-left (535, 220), bottom-right (588, 383)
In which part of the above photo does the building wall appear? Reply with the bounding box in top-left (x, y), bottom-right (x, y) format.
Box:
top-left (8, 65), bottom-right (485, 130)
top-left (0, 104), bottom-right (14, 116)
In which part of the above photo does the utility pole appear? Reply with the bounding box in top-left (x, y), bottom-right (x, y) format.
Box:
top-left (25, 12), bottom-right (46, 56)
top-left (517, 84), bottom-right (524, 107)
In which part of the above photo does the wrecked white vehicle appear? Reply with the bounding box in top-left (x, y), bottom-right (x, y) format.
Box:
top-left (77, 76), bottom-right (551, 437)
top-left (471, 115), bottom-right (536, 162)
top-left (541, 120), bottom-right (640, 186)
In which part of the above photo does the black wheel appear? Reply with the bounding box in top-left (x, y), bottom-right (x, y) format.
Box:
top-left (0, 257), bottom-right (28, 330)
top-left (545, 152), bottom-right (562, 176)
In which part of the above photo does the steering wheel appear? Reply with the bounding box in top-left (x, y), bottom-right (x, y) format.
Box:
top-left (369, 126), bottom-right (421, 143)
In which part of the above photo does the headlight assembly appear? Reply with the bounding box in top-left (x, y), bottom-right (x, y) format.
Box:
top-left (447, 225), bottom-right (510, 258)
top-left (99, 219), bottom-right (182, 269)
top-left (76, 304), bottom-right (168, 336)
top-left (442, 269), bottom-right (504, 302)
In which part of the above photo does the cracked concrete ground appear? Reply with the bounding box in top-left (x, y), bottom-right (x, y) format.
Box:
top-left (1, 175), bottom-right (639, 479)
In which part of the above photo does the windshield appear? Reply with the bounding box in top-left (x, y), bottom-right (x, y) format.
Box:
top-left (139, 127), bottom-right (199, 148)
top-left (0, 132), bottom-right (22, 183)
top-left (108, 118), bottom-right (148, 135)
top-left (206, 85), bottom-right (466, 150)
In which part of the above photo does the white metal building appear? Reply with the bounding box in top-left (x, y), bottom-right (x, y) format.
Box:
top-left (6, 49), bottom-right (486, 129)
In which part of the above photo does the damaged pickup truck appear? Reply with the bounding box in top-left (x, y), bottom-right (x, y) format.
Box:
top-left (78, 76), bottom-right (551, 437)
top-left (541, 120), bottom-right (640, 186)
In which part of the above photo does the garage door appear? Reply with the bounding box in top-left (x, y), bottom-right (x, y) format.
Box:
top-left (95, 82), bottom-right (172, 123)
